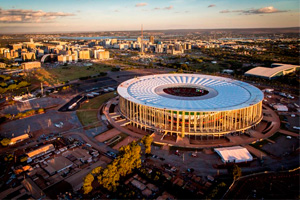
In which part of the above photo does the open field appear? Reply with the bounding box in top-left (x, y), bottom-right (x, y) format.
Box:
top-left (79, 92), bottom-right (116, 110)
top-left (190, 63), bottom-right (224, 73)
top-left (47, 64), bottom-right (111, 82)
top-left (76, 110), bottom-right (99, 127)
top-left (32, 64), bottom-right (111, 84)
top-left (76, 92), bottom-right (117, 128)
top-left (30, 68), bottom-right (61, 86)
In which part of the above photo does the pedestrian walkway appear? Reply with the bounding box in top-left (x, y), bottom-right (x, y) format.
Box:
top-left (279, 129), bottom-right (299, 137)
top-left (245, 145), bottom-right (267, 158)
top-left (104, 98), bottom-right (282, 150)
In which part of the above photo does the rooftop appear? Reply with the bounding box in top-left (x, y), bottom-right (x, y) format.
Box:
top-left (117, 74), bottom-right (263, 111)
top-left (214, 146), bottom-right (253, 163)
top-left (46, 156), bottom-right (73, 173)
top-left (245, 63), bottom-right (299, 78)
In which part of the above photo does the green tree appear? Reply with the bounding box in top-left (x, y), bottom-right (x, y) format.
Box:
top-left (37, 108), bottom-right (44, 114)
top-left (0, 82), bottom-right (7, 87)
top-left (231, 164), bottom-right (242, 180)
top-left (4, 154), bottom-right (13, 161)
top-left (1, 138), bottom-right (11, 146)
top-left (181, 64), bottom-right (189, 70)
top-left (141, 135), bottom-right (153, 154)
top-left (0, 87), bottom-right (7, 93)
top-left (97, 141), bottom-right (141, 191)
top-left (83, 173), bottom-right (94, 194)
top-left (7, 84), bottom-right (17, 91)
top-left (20, 156), bottom-right (28, 162)
top-left (91, 166), bottom-right (102, 175)
top-left (18, 81), bottom-right (29, 88)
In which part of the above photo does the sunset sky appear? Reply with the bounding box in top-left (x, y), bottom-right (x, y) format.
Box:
top-left (0, 0), bottom-right (299, 33)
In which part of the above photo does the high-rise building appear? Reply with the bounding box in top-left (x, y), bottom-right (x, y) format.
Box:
top-left (137, 37), bottom-right (141, 43)
top-left (78, 50), bottom-right (90, 60)
top-left (149, 36), bottom-right (154, 44)
top-left (111, 39), bottom-right (117, 45)
top-left (21, 52), bottom-right (36, 61)
top-left (94, 50), bottom-right (110, 60)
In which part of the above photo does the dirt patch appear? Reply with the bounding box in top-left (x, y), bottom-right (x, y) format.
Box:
top-left (94, 128), bottom-right (121, 142)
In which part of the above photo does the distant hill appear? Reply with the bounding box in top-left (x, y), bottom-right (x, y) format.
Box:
top-left (154, 27), bottom-right (299, 34)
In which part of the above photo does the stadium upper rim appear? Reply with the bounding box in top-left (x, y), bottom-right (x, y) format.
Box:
top-left (117, 74), bottom-right (264, 112)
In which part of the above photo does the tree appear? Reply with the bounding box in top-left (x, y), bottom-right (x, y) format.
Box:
top-left (4, 153), bottom-right (13, 161)
top-left (83, 173), bottom-right (94, 194)
top-left (1, 138), bottom-right (11, 146)
top-left (83, 185), bottom-right (93, 194)
top-left (148, 62), bottom-right (153, 68)
top-left (91, 166), bottom-right (102, 175)
top-left (231, 164), bottom-right (242, 180)
top-left (96, 141), bottom-right (141, 191)
top-left (7, 84), bottom-right (17, 91)
top-left (0, 82), bottom-right (7, 87)
top-left (37, 108), bottom-right (44, 114)
top-left (20, 156), bottom-right (28, 162)
top-left (181, 64), bottom-right (189, 70)
top-left (18, 81), bottom-right (29, 88)
top-left (141, 135), bottom-right (153, 154)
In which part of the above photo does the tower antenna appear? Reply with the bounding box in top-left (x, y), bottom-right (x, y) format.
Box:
top-left (141, 24), bottom-right (144, 54)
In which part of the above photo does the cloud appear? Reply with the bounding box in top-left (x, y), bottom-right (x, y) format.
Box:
top-left (164, 5), bottom-right (174, 10)
top-left (0, 8), bottom-right (74, 23)
top-left (135, 3), bottom-right (148, 7)
top-left (220, 6), bottom-right (287, 15)
top-left (114, 10), bottom-right (119, 12)
top-left (208, 4), bottom-right (216, 8)
top-left (153, 6), bottom-right (174, 11)
top-left (246, 6), bottom-right (286, 14)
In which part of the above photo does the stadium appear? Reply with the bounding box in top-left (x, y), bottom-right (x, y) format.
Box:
top-left (117, 74), bottom-right (263, 139)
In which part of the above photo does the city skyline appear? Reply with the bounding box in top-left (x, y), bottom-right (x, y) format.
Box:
top-left (0, 0), bottom-right (299, 33)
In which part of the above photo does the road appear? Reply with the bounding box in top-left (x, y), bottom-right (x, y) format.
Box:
top-left (65, 160), bottom-right (106, 191)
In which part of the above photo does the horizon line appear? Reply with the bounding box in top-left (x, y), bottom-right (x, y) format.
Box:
top-left (0, 26), bottom-right (299, 35)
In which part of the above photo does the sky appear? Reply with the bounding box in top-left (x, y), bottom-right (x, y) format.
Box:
top-left (0, 0), bottom-right (299, 33)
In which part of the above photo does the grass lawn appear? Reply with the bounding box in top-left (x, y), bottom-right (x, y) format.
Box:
top-left (45, 64), bottom-right (111, 82)
top-left (79, 92), bottom-right (117, 110)
top-left (30, 68), bottom-right (61, 85)
top-left (76, 92), bottom-right (117, 128)
top-left (76, 110), bottom-right (99, 127)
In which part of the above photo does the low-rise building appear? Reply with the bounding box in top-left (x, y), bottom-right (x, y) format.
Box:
top-left (273, 104), bottom-right (288, 111)
top-left (245, 63), bottom-right (300, 79)
top-left (21, 61), bottom-right (41, 71)
top-left (9, 133), bottom-right (29, 145)
top-left (27, 144), bottom-right (55, 159)
top-left (63, 148), bottom-right (92, 163)
top-left (57, 55), bottom-right (73, 64)
top-left (44, 156), bottom-right (73, 175)
top-left (0, 62), bottom-right (6, 68)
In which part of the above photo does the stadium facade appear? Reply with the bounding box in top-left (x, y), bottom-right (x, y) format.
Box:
top-left (117, 74), bottom-right (263, 138)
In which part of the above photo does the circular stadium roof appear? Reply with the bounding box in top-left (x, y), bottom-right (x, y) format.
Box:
top-left (117, 74), bottom-right (264, 112)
